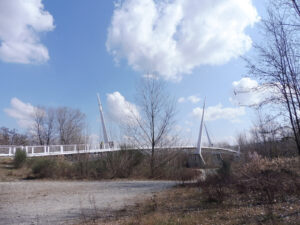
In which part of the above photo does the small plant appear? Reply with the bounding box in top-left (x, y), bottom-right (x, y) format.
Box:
top-left (14, 149), bottom-right (27, 168)
top-left (197, 159), bottom-right (233, 203)
top-left (234, 157), bottom-right (300, 204)
top-left (31, 158), bottom-right (57, 178)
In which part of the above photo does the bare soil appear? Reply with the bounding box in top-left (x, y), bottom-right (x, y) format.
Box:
top-left (0, 180), bottom-right (175, 225)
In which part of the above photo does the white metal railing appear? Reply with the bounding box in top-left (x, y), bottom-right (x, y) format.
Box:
top-left (0, 144), bottom-right (240, 157)
top-left (0, 143), bottom-right (118, 157)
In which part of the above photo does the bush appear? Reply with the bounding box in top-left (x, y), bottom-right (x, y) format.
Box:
top-left (13, 149), bottom-right (27, 168)
top-left (161, 152), bottom-right (199, 183)
top-left (30, 158), bottom-right (57, 178)
top-left (234, 156), bottom-right (300, 204)
top-left (197, 160), bottom-right (233, 203)
top-left (105, 150), bottom-right (144, 178)
top-left (197, 156), bottom-right (300, 205)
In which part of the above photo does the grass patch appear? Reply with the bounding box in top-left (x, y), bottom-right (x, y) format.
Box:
top-left (76, 156), bottom-right (300, 225)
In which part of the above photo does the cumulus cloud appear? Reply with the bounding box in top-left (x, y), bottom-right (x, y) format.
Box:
top-left (106, 92), bottom-right (140, 125)
top-left (4, 98), bottom-right (37, 128)
top-left (187, 95), bottom-right (200, 104)
top-left (107, 0), bottom-right (259, 81)
top-left (192, 104), bottom-right (245, 122)
top-left (0, 0), bottom-right (54, 64)
top-left (230, 77), bottom-right (276, 106)
top-left (178, 95), bottom-right (200, 103)
top-left (142, 73), bottom-right (159, 80)
top-left (178, 97), bottom-right (185, 103)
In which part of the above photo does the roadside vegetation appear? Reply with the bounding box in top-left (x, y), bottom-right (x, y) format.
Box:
top-left (0, 149), bottom-right (198, 181)
top-left (76, 156), bottom-right (299, 225)
top-left (1, 2), bottom-right (300, 224)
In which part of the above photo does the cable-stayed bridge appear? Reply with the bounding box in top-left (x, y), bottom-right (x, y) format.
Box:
top-left (0, 143), bottom-right (238, 158)
top-left (0, 96), bottom-right (240, 164)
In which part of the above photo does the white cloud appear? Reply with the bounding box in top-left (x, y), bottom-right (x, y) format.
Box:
top-left (4, 98), bottom-right (37, 128)
top-left (192, 103), bottom-right (245, 122)
top-left (230, 77), bottom-right (276, 106)
top-left (106, 92), bottom-right (140, 125)
top-left (178, 95), bottom-right (200, 103)
top-left (185, 120), bottom-right (193, 126)
top-left (174, 125), bottom-right (183, 132)
top-left (107, 0), bottom-right (259, 81)
top-left (214, 135), bottom-right (237, 145)
top-left (0, 0), bottom-right (54, 64)
top-left (187, 95), bottom-right (200, 104)
top-left (178, 97), bottom-right (185, 103)
top-left (142, 73), bottom-right (159, 80)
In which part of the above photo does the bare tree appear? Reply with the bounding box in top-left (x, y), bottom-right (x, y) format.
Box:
top-left (290, 0), bottom-right (300, 18)
top-left (32, 107), bottom-right (46, 145)
top-left (126, 78), bottom-right (177, 177)
top-left (245, 1), bottom-right (300, 155)
top-left (0, 127), bottom-right (28, 145)
top-left (31, 107), bottom-right (56, 145)
top-left (44, 108), bottom-right (56, 145)
top-left (236, 110), bottom-right (298, 158)
top-left (56, 107), bottom-right (86, 145)
top-left (250, 110), bottom-right (285, 157)
top-left (30, 106), bottom-right (86, 145)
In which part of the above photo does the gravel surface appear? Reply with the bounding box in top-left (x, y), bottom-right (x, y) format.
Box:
top-left (0, 180), bottom-right (175, 225)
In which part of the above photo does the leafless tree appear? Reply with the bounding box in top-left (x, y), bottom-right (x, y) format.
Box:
top-left (288, 0), bottom-right (300, 18)
top-left (236, 110), bottom-right (298, 158)
top-left (0, 127), bottom-right (28, 145)
top-left (32, 107), bottom-right (46, 145)
top-left (30, 106), bottom-right (86, 145)
top-left (56, 107), bottom-right (86, 145)
top-left (31, 107), bottom-right (56, 145)
top-left (126, 78), bottom-right (177, 177)
top-left (44, 108), bottom-right (56, 145)
top-left (245, 1), bottom-right (300, 155)
top-left (250, 110), bottom-right (284, 157)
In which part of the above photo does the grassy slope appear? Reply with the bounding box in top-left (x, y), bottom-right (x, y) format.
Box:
top-left (78, 186), bottom-right (299, 225)
top-left (78, 157), bottom-right (300, 225)
top-left (0, 158), bottom-right (30, 181)
top-left (1, 155), bottom-right (299, 224)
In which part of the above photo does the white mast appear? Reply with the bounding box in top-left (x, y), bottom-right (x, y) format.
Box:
top-left (196, 98), bottom-right (206, 164)
top-left (204, 123), bottom-right (213, 147)
top-left (97, 93), bottom-right (109, 144)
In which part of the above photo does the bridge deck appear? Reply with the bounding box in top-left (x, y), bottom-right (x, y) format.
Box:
top-left (0, 144), bottom-right (239, 157)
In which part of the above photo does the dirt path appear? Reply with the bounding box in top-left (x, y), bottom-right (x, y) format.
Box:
top-left (0, 180), bottom-right (175, 225)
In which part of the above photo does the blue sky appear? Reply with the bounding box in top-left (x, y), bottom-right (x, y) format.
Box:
top-left (0, 0), bottom-right (268, 145)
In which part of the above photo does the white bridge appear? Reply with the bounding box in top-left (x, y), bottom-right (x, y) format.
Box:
top-left (0, 97), bottom-right (240, 163)
top-left (0, 144), bottom-right (239, 158)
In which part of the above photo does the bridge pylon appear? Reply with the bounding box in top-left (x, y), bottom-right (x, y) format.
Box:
top-left (97, 93), bottom-right (109, 145)
top-left (196, 98), bottom-right (206, 164)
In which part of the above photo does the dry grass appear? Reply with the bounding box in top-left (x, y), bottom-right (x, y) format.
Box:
top-left (0, 151), bottom-right (198, 182)
top-left (77, 185), bottom-right (300, 225)
top-left (77, 157), bottom-right (300, 225)
top-left (0, 157), bottom-right (30, 181)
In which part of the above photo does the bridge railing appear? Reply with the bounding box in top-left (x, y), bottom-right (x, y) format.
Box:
top-left (0, 144), bottom-right (240, 158)
top-left (0, 146), bottom-right (14, 156)
top-left (0, 143), bottom-right (122, 157)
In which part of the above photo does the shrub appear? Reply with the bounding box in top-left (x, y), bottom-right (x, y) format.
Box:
top-left (217, 159), bottom-right (231, 180)
top-left (13, 149), bottom-right (27, 168)
top-left (234, 156), bottom-right (300, 204)
top-left (162, 152), bottom-right (199, 183)
top-left (197, 160), bottom-right (232, 203)
top-left (30, 158), bottom-right (57, 178)
top-left (106, 150), bottom-right (144, 178)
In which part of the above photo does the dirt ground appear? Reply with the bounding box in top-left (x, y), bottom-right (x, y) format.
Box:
top-left (0, 180), bottom-right (175, 225)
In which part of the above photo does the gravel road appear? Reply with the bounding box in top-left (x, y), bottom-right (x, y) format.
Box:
top-left (0, 180), bottom-right (175, 225)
